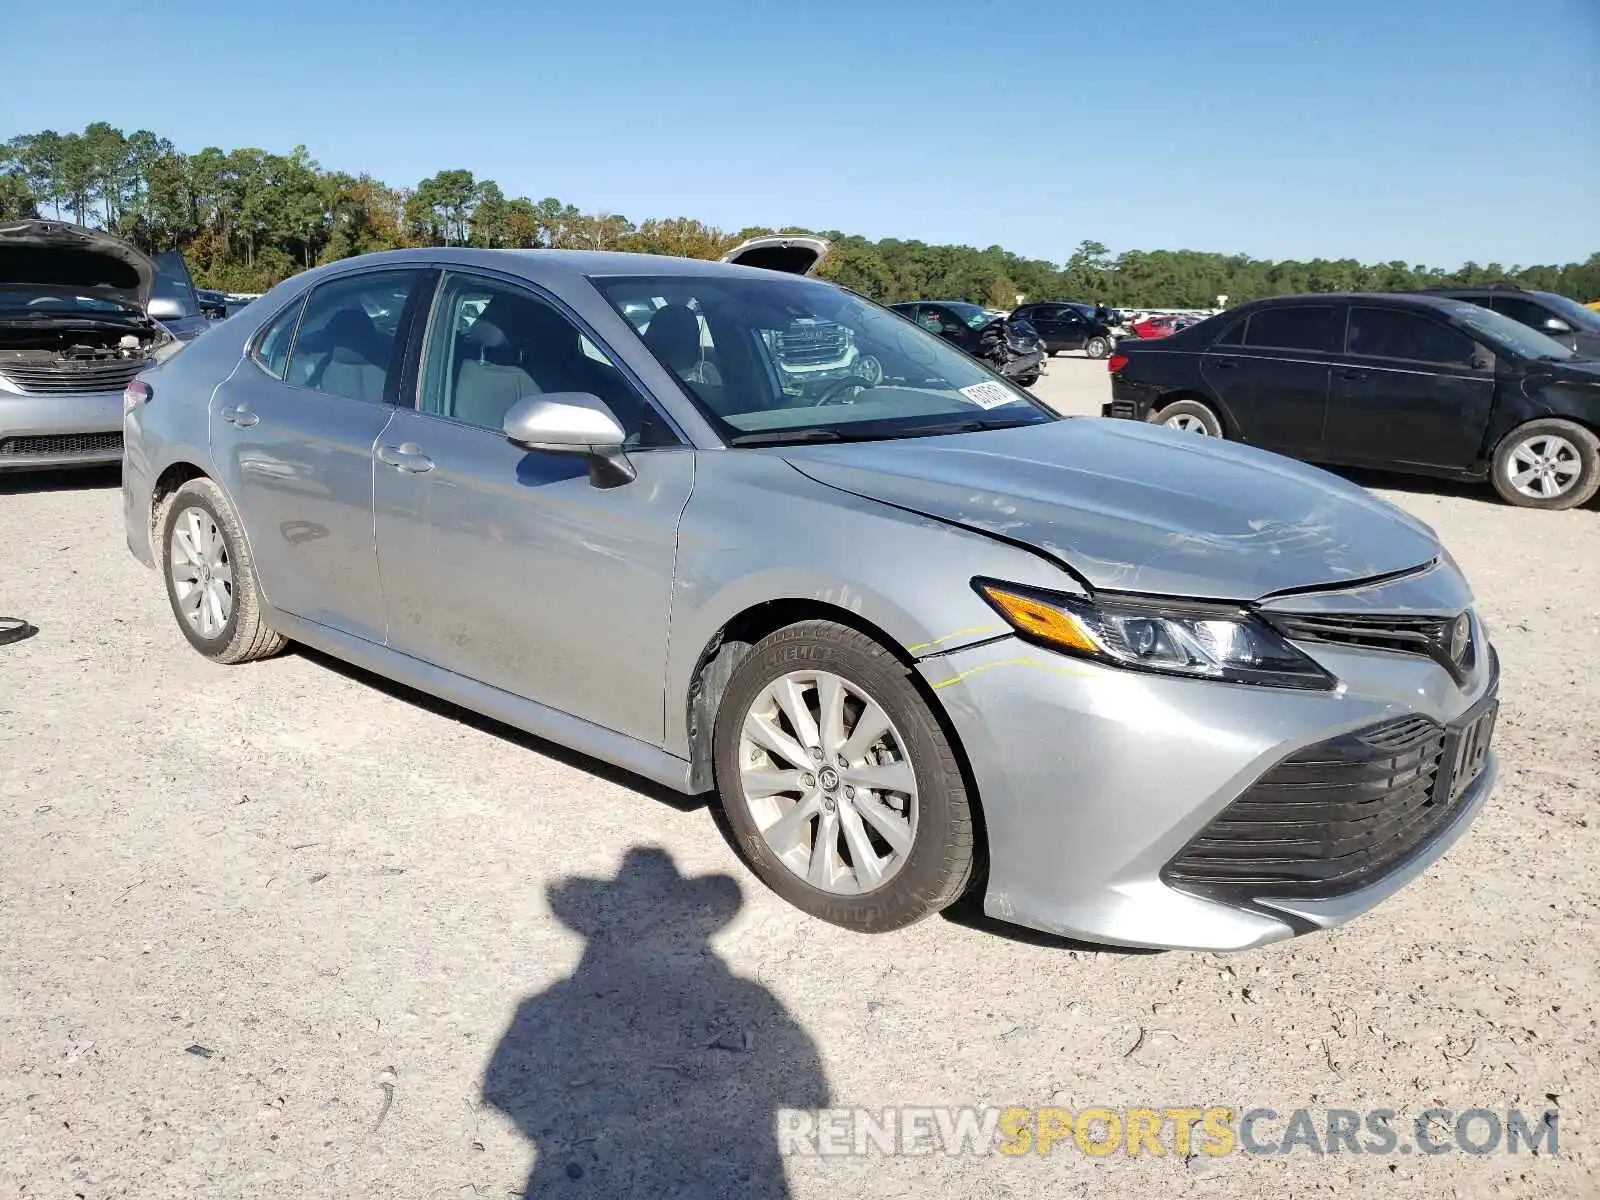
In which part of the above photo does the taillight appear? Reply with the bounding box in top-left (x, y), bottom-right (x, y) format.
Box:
top-left (1107, 353), bottom-right (1129, 374)
top-left (123, 379), bottom-right (151, 414)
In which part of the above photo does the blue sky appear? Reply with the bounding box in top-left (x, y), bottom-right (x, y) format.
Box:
top-left (6, 0), bottom-right (1596, 267)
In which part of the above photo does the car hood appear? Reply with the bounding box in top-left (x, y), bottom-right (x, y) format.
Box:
top-left (0, 219), bottom-right (155, 310)
top-left (720, 235), bottom-right (829, 276)
top-left (781, 418), bottom-right (1441, 601)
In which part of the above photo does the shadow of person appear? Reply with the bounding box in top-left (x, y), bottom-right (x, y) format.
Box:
top-left (484, 848), bottom-right (829, 1198)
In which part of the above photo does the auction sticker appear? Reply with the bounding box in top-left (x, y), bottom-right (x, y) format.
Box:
top-left (959, 381), bottom-right (1016, 410)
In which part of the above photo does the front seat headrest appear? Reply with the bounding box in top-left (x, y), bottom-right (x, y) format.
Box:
top-left (642, 304), bottom-right (702, 374)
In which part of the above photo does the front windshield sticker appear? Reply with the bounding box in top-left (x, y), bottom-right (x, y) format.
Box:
top-left (960, 381), bottom-right (1016, 410)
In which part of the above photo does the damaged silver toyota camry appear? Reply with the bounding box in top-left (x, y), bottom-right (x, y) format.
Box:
top-left (121, 239), bottom-right (1498, 950)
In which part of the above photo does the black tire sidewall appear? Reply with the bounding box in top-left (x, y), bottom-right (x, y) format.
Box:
top-left (161, 486), bottom-right (242, 656)
top-left (1491, 421), bottom-right (1600, 510)
top-left (712, 625), bottom-right (971, 932)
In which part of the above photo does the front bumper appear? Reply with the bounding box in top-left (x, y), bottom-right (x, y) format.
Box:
top-left (996, 348), bottom-right (1045, 379)
top-left (918, 627), bottom-right (1498, 951)
top-left (0, 387), bottom-right (124, 471)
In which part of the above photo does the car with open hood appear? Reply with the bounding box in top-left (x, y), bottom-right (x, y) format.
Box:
top-left (122, 247), bottom-right (1498, 951)
top-left (0, 220), bottom-right (205, 471)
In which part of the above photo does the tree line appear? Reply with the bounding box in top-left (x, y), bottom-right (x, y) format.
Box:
top-left (4, 123), bottom-right (1597, 308)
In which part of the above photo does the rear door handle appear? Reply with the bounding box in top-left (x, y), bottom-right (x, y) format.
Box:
top-left (1212, 360), bottom-right (1237, 369)
top-left (377, 442), bottom-right (435, 473)
top-left (1338, 369), bottom-right (1366, 380)
top-left (220, 404), bottom-right (259, 427)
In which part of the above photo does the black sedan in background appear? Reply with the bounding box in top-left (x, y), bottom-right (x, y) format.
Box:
top-left (1104, 293), bottom-right (1600, 510)
top-left (889, 300), bottom-right (1045, 385)
top-left (1011, 302), bottom-right (1117, 359)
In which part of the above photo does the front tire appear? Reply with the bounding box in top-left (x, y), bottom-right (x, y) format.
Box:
top-left (161, 477), bottom-right (286, 663)
top-left (1490, 419), bottom-right (1599, 510)
top-left (1016, 372), bottom-right (1040, 388)
top-left (1152, 397), bottom-right (1223, 437)
top-left (1084, 336), bottom-right (1111, 359)
top-left (712, 621), bottom-right (975, 932)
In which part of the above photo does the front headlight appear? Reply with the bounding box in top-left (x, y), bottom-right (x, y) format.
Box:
top-left (975, 580), bottom-right (1336, 691)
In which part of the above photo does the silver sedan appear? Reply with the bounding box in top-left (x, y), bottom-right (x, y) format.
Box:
top-left (120, 242), bottom-right (1499, 950)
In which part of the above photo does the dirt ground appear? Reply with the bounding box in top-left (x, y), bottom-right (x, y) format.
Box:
top-left (1, 358), bottom-right (1596, 1198)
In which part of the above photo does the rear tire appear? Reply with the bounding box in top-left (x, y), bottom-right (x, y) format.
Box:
top-left (1490, 419), bottom-right (1599, 510)
top-left (1152, 397), bottom-right (1223, 437)
top-left (160, 477), bottom-right (286, 664)
top-left (712, 621), bottom-right (975, 933)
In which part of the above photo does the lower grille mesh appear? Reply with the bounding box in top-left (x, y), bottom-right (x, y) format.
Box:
top-left (0, 432), bottom-right (123, 458)
top-left (1162, 714), bottom-right (1458, 901)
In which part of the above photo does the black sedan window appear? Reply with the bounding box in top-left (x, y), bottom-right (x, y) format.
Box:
top-left (1347, 308), bottom-right (1475, 366)
top-left (1243, 306), bottom-right (1338, 353)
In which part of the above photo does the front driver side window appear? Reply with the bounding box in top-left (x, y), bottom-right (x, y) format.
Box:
top-left (419, 272), bottom-right (675, 447)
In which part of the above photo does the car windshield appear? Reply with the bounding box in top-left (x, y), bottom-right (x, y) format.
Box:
top-left (1439, 300), bottom-right (1576, 361)
top-left (0, 286), bottom-right (136, 314)
top-left (1537, 292), bottom-right (1600, 333)
top-left (594, 274), bottom-right (1053, 444)
top-left (944, 301), bottom-right (995, 329)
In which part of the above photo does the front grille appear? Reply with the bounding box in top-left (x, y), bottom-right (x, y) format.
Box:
top-left (0, 432), bottom-right (123, 458)
top-left (775, 323), bottom-right (849, 366)
top-left (0, 358), bottom-right (146, 394)
top-left (1162, 713), bottom-right (1465, 902)
top-left (1268, 609), bottom-right (1475, 681)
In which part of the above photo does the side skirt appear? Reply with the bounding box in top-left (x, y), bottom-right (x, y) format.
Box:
top-left (269, 609), bottom-right (697, 794)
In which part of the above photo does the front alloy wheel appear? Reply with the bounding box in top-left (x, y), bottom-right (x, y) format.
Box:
top-left (738, 670), bottom-right (918, 895)
top-left (1491, 419), bottom-right (1600, 510)
top-left (713, 620), bottom-right (975, 931)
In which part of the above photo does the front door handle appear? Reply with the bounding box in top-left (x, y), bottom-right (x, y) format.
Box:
top-left (220, 404), bottom-right (259, 427)
top-left (377, 442), bottom-right (435, 473)
top-left (1338, 369), bottom-right (1366, 380)
top-left (1211, 359), bottom-right (1237, 370)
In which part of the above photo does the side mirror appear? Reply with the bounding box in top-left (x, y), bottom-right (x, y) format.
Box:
top-left (502, 392), bottom-right (635, 486)
top-left (1543, 317), bottom-right (1573, 335)
top-left (147, 297), bottom-right (186, 322)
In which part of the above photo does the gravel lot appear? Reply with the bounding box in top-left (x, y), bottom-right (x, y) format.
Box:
top-left (1, 357), bottom-right (1596, 1198)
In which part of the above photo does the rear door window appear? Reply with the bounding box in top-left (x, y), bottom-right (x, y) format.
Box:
top-left (252, 296), bottom-right (307, 380)
top-left (1243, 306), bottom-right (1338, 352)
top-left (285, 270), bottom-right (426, 403)
top-left (1346, 307), bottom-right (1475, 367)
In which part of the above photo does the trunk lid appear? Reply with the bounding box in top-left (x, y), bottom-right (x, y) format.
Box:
top-left (721, 235), bottom-right (830, 276)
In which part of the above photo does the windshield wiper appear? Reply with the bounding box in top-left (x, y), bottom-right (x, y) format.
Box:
top-left (726, 428), bottom-right (856, 447)
top-left (727, 416), bottom-right (1049, 447)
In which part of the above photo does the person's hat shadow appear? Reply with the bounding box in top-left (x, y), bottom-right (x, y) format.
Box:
top-left (483, 847), bottom-right (829, 1198)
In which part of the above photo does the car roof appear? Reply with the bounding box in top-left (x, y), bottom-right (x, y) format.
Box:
top-left (1240, 291), bottom-right (1468, 314)
top-left (286, 246), bottom-right (824, 289)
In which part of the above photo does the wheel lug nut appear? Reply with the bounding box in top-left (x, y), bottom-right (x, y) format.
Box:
top-left (802, 773), bottom-right (815, 787)
top-left (835, 754), bottom-right (847, 768)
top-left (844, 785), bottom-right (856, 799)
top-left (808, 746), bottom-right (824, 763)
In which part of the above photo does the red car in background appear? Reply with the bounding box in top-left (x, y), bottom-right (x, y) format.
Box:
top-left (1129, 314), bottom-right (1188, 339)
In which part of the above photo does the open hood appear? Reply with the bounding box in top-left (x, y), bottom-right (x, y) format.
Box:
top-left (780, 418), bottom-right (1441, 602)
top-left (720, 235), bottom-right (830, 276)
top-left (0, 220), bottom-right (156, 310)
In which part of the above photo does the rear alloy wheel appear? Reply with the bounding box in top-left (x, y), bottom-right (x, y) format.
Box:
top-left (1084, 336), bottom-right (1110, 359)
top-left (713, 621), bottom-right (975, 932)
top-left (1492, 420), bottom-right (1599, 510)
top-left (161, 477), bottom-right (286, 663)
top-left (1153, 398), bottom-right (1223, 437)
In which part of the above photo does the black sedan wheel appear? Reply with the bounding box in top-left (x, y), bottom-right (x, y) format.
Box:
top-left (1491, 419), bottom-right (1600, 510)
top-left (1152, 398), bottom-right (1223, 437)
top-left (1084, 336), bottom-right (1111, 359)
